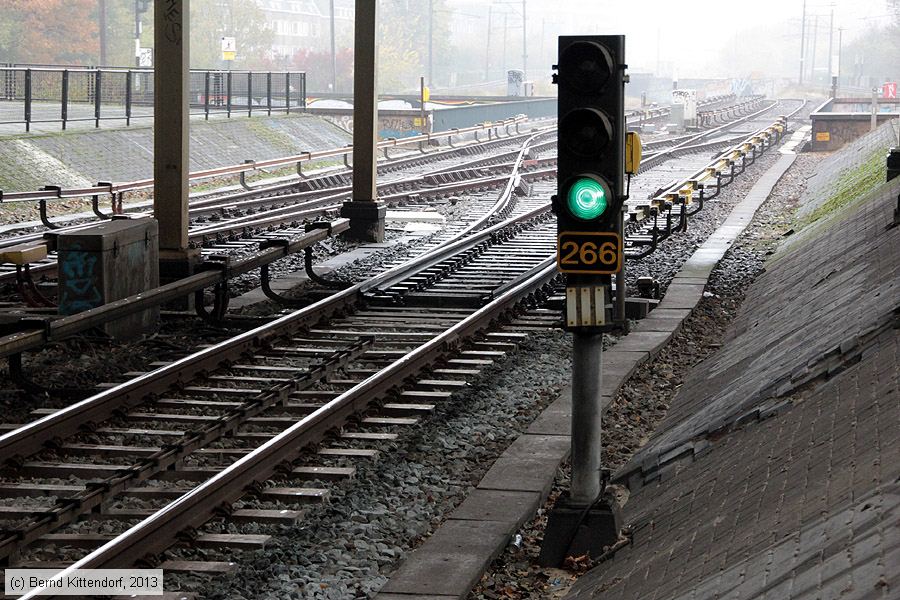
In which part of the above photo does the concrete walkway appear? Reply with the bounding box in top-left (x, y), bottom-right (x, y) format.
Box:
top-left (374, 136), bottom-right (804, 600)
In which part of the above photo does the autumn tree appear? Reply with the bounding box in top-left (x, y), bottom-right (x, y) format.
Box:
top-left (377, 0), bottom-right (452, 92)
top-left (190, 0), bottom-right (274, 69)
top-left (0, 0), bottom-right (98, 65)
top-left (291, 47), bottom-right (353, 92)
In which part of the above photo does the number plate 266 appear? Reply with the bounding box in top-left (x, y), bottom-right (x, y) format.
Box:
top-left (556, 232), bottom-right (622, 275)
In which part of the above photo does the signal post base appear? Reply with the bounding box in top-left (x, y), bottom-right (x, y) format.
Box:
top-left (537, 491), bottom-right (620, 567)
top-left (340, 201), bottom-right (387, 243)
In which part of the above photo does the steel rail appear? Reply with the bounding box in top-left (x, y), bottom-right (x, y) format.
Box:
top-left (0, 117), bottom-right (528, 203)
top-left (650, 100), bottom-right (806, 204)
top-left (0, 202), bottom-right (551, 463)
top-left (0, 220), bottom-right (351, 361)
top-left (21, 258), bottom-right (557, 594)
top-left (0, 125), bottom-right (553, 253)
top-left (0, 92), bottom-right (739, 205)
top-left (637, 97), bottom-right (777, 173)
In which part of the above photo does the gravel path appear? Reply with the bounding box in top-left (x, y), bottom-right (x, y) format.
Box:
top-left (467, 150), bottom-right (827, 600)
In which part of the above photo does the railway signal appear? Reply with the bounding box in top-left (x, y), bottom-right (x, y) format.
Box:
top-left (540, 34), bottom-right (627, 568)
top-left (553, 34), bottom-right (626, 327)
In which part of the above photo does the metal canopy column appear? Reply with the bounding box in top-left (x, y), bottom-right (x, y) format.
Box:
top-left (340, 0), bottom-right (386, 242)
top-left (154, 0), bottom-right (199, 276)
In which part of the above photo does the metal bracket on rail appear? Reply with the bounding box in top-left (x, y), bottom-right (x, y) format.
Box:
top-left (194, 256), bottom-right (230, 325)
top-left (383, 138), bottom-right (396, 160)
top-left (304, 222), bottom-right (352, 289)
top-left (258, 238), bottom-right (309, 307)
top-left (418, 135), bottom-right (433, 154)
top-left (343, 146), bottom-right (353, 168)
top-left (627, 230), bottom-right (658, 260)
top-left (112, 191), bottom-right (125, 214)
top-left (15, 264), bottom-right (55, 308)
top-left (447, 129), bottom-right (460, 148)
top-left (93, 182), bottom-right (114, 219)
top-left (686, 185), bottom-right (705, 217)
top-left (239, 160), bottom-right (256, 191)
top-left (39, 186), bottom-right (64, 229)
top-left (296, 152), bottom-right (312, 179)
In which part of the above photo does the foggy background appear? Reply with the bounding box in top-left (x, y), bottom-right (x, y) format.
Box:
top-left (0, 0), bottom-right (896, 96)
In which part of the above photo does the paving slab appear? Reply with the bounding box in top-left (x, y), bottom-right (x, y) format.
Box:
top-left (477, 456), bottom-right (562, 495)
top-left (500, 433), bottom-right (570, 460)
top-left (377, 519), bottom-right (512, 598)
top-left (669, 276), bottom-right (709, 285)
top-left (601, 350), bottom-right (650, 395)
top-left (451, 489), bottom-right (542, 529)
top-left (526, 392), bottom-right (573, 436)
top-left (648, 308), bottom-right (693, 320)
top-left (656, 283), bottom-right (706, 310)
top-left (632, 317), bottom-right (685, 334)
top-left (612, 331), bottom-right (676, 356)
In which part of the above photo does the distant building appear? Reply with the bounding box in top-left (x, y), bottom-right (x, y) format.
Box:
top-left (256, 0), bottom-right (354, 60)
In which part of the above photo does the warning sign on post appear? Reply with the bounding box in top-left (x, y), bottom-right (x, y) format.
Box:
top-left (221, 36), bottom-right (236, 62)
top-left (884, 82), bottom-right (897, 99)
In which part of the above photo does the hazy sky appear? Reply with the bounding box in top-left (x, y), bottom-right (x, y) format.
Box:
top-left (451, 0), bottom-right (891, 78)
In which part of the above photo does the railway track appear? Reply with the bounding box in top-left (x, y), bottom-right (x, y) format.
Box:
top-left (0, 100), bottom-right (800, 365)
top-left (0, 96), bottom-right (771, 291)
top-left (0, 96), bottom-right (808, 596)
top-left (0, 204), bottom-right (559, 597)
top-left (0, 126), bottom-right (558, 287)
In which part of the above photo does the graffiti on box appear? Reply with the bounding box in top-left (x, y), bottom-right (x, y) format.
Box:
top-left (59, 243), bottom-right (102, 313)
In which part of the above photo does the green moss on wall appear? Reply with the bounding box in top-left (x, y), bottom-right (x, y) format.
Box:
top-left (794, 148), bottom-right (887, 229)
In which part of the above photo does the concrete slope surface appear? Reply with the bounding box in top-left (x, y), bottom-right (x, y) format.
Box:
top-left (566, 140), bottom-right (899, 598)
top-left (0, 113), bottom-right (351, 191)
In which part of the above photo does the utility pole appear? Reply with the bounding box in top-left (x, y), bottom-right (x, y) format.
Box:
top-left (539, 18), bottom-right (546, 74)
top-left (871, 87), bottom-right (878, 131)
top-left (810, 15), bottom-right (818, 84)
top-left (134, 0), bottom-right (142, 67)
top-left (656, 28), bottom-right (661, 76)
top-left (837, 27), bottom-right (844, 92)
top-left (484, 5), bottom-right (492, 81)
top-left (330, 0), bottom-right (337, 92)
top-left (521, 0), bottom-right (527, 80)
top-left (99, 0), bottom-right (107, 66)
top-left (799, 0), bottom-right (806, 85)
top-left (502, 12), bottom-right (508, 78)
top-left (428, 0), bottom-right (434, 85)
top-left (827, 7), bottom-right (834, 81)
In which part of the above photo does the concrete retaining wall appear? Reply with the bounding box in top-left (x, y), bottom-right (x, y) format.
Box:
top-left (0, 113), bottom-right (351, 192)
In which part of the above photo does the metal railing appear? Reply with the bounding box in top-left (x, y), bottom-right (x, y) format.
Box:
top-left (0, 116), bottom-right (528, 218)
top-left (0, 65), bottom-right (307, 131)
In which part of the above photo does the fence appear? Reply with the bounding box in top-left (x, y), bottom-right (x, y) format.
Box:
top-left (0, 64), bottom-right (307, 131)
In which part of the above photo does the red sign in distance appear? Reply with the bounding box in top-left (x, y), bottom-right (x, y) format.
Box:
top-left (884, 82), bottom-right (897, 99)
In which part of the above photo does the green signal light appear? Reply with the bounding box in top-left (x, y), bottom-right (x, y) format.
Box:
top-left (567, 177), bottom-right (609, 220)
